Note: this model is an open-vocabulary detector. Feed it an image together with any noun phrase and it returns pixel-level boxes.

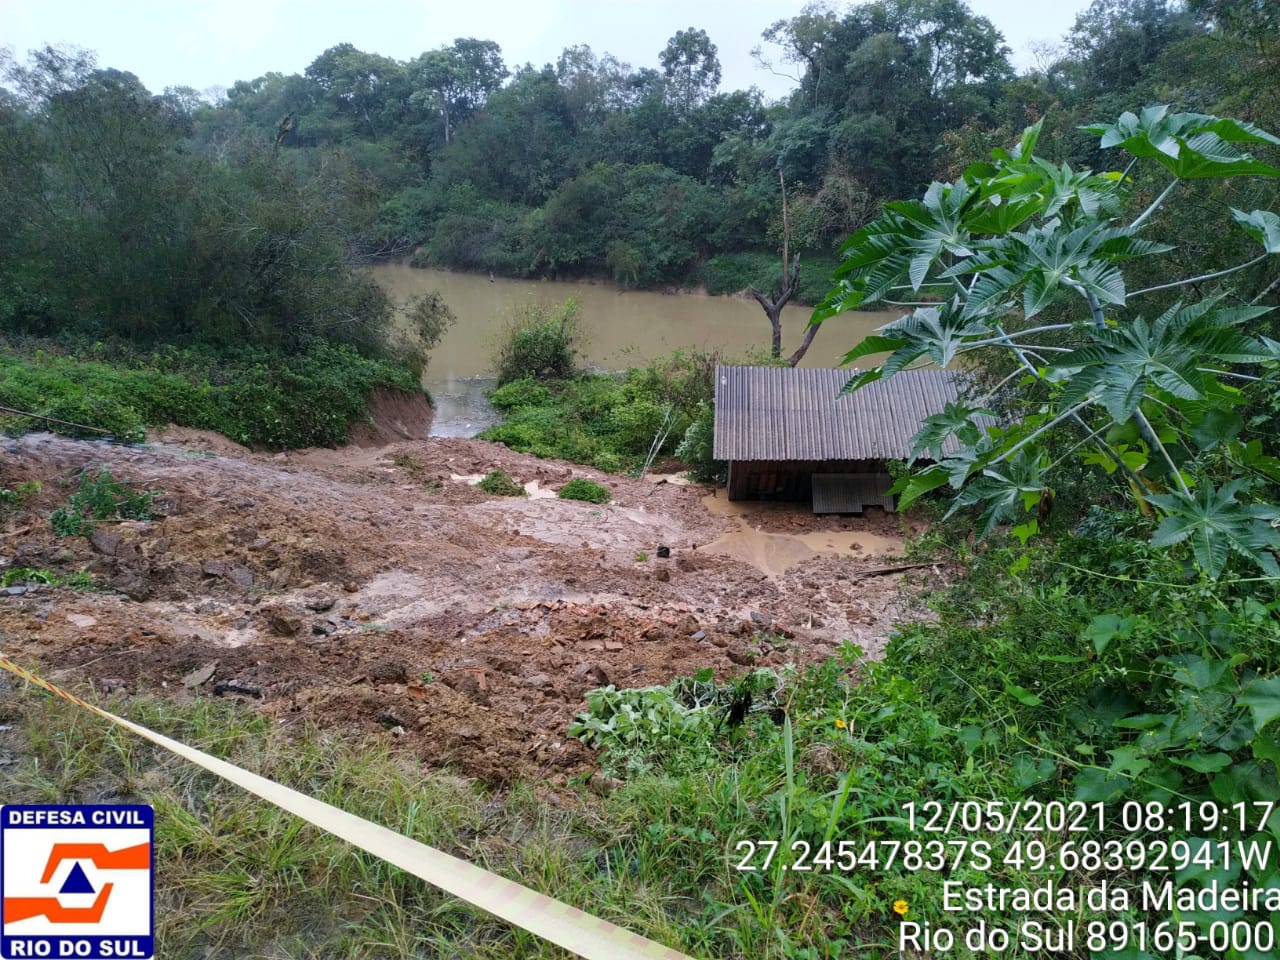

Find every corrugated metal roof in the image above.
[713,365,968,461]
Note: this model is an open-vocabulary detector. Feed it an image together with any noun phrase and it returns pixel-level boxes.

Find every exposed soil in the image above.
[0,430,934,786]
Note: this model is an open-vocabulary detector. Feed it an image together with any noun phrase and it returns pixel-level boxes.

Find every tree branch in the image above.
[1129,254,1269,298]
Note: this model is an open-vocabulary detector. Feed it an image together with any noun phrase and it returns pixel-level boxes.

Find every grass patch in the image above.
[558,478,611,504]
[477,470,526,497]
[0,339,422,448]
[1,566,95,589]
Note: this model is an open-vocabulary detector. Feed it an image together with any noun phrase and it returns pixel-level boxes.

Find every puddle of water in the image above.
[700,493,904,576]
[523,480,557,500]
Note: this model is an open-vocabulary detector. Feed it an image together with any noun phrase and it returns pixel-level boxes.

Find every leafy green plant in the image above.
[558,478,610,503]
[569,669,780,778]
[476,470,525,497]
[634,551,649,563]
[674,402,725,483]
[493,298,581,386]
[0,480,41,514]
[2,567,54,586]
[48,468,156,538]
[817,105,1280,579]
[1,567,95,589]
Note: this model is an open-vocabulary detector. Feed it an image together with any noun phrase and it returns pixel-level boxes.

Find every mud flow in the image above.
[0,429,931,785]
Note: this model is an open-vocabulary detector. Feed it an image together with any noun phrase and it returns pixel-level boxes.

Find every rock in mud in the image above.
[525,673,553,689]
[653,567,670,582]
[367,659,409,685]
[91,530,122,556]
[213,679,262,699]
[304,594,336,612]
[262,605,302,636]
[182,661,218,689]
[111,575,152,602]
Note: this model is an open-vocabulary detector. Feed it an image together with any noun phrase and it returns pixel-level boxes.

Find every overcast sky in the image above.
[0,0,1090,101]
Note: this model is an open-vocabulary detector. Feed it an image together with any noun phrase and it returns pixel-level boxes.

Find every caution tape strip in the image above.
[0,653,695,960]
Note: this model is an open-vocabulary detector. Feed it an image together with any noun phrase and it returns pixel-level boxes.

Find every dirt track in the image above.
[0,427,929,785]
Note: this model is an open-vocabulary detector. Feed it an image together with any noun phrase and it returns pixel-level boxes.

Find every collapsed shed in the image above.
[712,364,971,513]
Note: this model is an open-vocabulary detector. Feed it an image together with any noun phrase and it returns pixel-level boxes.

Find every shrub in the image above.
[477,470,526,497]
[49,468,156,537]
[674,403,725,483]
[558,478,610,503]
[487,379,552,412]
[0,341,422,449]
[493,299,581,386]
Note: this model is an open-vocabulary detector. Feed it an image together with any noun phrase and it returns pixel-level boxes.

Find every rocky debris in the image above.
[262,604,302,636]
[91,530,122,556]
[367,659,409,685]
[213,679,262,699]
[182,661,218,689]
[0,432,924,785]
[304,594,336,612]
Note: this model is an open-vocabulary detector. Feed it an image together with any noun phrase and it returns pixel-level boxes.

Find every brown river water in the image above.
[372,265,900,436]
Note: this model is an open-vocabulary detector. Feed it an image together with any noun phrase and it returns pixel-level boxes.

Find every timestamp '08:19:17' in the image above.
[902,800,1279,834]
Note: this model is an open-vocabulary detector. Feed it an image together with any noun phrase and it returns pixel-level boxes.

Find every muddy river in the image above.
[372,265,900,436]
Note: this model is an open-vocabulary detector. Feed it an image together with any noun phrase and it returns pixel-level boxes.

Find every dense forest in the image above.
[2,0,1277,440]
[5,0,1277,328]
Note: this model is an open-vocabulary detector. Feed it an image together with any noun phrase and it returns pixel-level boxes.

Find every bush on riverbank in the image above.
[0,341,421,448]
[493,299,582,386]
[481,349,718,474]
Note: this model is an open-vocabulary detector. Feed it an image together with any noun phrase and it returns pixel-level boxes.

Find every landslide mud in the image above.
[0,431,930,785]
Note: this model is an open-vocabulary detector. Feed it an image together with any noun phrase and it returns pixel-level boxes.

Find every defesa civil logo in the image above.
[1,805,153,959]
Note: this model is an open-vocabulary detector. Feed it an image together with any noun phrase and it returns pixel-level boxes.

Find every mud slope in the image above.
[0,432,929,784]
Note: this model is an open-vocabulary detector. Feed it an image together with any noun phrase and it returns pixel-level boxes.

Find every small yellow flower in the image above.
[893,899,909,917]
[835,718,847,729]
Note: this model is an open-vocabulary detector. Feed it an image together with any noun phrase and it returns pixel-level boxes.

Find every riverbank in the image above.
[0,339,429,448]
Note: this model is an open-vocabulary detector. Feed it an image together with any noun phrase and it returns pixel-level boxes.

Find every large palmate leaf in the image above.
[1081,106,1280,179]
[817,180,980,321]
[1055,300,1273,421]
[944,449,1048,539]
[1148,480,1280,577]
[874,306,994,369]
[909,400,996,462]
[959,220,1168,320]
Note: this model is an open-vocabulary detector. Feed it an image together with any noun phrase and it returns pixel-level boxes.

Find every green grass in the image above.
[558,478,610,503]
[477,470,526,497]
[0,340,422,448]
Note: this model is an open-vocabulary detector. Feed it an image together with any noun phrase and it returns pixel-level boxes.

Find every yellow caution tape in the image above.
[0,653,696,960]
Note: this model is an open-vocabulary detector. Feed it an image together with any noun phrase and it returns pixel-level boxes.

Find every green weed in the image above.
[477,470,526,497]
[558,478,610,503]
[48,468,156,537]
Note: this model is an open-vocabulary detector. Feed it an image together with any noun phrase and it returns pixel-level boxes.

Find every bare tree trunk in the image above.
[750,170,801,359]
[787,319,820,366]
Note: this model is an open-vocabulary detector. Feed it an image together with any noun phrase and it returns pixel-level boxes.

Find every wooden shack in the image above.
[712,364,970,513]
